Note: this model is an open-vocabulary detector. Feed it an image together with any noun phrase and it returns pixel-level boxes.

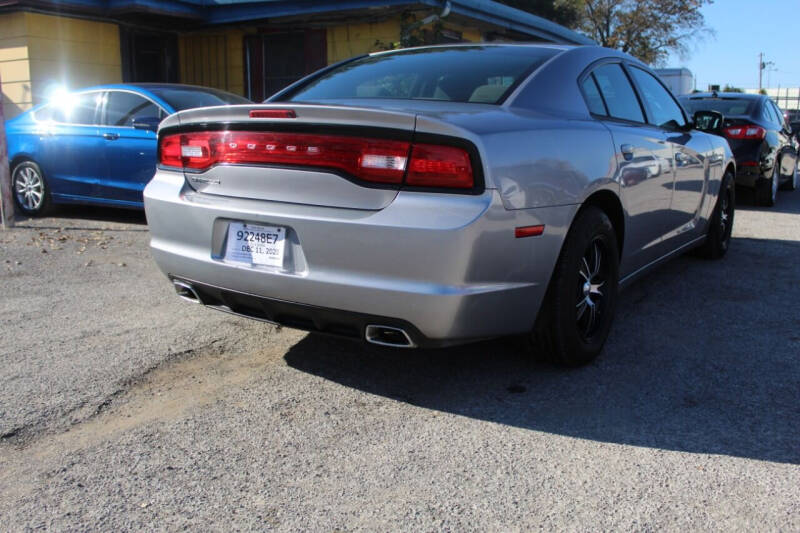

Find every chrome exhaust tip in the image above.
[365,325,416,348]
[172,279,202,304]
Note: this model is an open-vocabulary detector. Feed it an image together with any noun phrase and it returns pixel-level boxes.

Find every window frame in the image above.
[768,100,786,129]
[32,90,105,126]
[625,64,690,131]
[99,89,168,129]
[577,59,648,126]
[578,59,691,131]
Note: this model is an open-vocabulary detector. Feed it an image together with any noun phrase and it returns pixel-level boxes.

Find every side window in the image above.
[103,91,163,127]
[581,74,607,115]
[761,102,776,125]
[50,92,101,125]
[592,63,645,123]
[628,66,687,130]
[769,101,785,127]
[33,104,54,122]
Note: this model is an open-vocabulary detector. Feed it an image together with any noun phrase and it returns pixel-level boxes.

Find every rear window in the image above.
[680,97,756,117]
[284,46,561,105]
[148,87,250,111]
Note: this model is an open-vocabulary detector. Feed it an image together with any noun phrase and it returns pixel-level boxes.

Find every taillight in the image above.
[407,144,473,189]
[723,124,766,140]
[159,131,410,184]
[159,131,475,190]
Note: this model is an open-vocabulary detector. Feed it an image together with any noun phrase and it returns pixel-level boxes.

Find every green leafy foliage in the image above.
[574,0,713,64]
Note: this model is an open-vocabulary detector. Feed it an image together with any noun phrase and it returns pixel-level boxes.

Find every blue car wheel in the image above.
[12,160,50,216]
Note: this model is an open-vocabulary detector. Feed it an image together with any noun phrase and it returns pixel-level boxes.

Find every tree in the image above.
[494,0,583,28]
[722,84,743,93]
[564,0,713,65]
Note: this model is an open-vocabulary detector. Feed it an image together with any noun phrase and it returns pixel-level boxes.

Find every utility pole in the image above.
[0,71,15,229]
[759,52,775,94]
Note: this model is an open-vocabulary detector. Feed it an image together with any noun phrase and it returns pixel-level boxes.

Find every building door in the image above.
[245,30,327,102]
[121,28,179,83]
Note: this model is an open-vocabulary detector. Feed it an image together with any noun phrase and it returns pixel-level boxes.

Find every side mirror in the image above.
[693,110,724,134]
[132,116,161,131]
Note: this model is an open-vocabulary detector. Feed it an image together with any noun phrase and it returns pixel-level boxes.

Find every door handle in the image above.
[103,132,119,140]
[620,144,634,161]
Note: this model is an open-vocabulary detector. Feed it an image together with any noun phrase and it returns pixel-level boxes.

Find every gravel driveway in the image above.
[0,188,798,531]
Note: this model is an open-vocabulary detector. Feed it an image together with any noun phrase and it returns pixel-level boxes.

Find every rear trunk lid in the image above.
[161,104,418,210]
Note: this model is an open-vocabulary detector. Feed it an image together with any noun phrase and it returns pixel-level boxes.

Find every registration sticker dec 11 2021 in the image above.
[224,222,286,267]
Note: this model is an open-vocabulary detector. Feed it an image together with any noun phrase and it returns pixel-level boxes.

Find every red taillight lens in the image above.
[158,134,183,168]
[158,131,475,190]
[406,144,473,189]
[159,131,410,184]
[723,124,766,140]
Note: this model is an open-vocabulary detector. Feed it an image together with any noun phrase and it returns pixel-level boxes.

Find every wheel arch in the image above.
[577,189,625,257]
[9,154,37,172]
[724,162,736,180]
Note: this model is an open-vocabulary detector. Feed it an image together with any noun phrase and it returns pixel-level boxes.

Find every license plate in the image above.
[224,222,286,268]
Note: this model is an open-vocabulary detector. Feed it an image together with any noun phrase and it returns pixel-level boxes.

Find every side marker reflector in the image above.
[515,225,545,238]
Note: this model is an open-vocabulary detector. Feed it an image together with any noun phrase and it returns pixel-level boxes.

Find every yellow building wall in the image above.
[178,28,245,97]
[0,12,32,119]
[25,13,122,99]
[0,12,121,119]
[327,19,402,63]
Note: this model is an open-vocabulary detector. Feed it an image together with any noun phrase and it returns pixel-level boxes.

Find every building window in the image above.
[244,30,327,102]
[120,28,179,84]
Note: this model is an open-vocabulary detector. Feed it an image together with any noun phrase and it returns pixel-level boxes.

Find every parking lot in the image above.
[0,188,798,530]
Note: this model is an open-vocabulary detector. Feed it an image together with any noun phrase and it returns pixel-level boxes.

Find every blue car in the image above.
[5,83,250,215]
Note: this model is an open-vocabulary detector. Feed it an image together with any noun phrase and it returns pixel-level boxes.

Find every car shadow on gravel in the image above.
[735,185,800,214]
[13,204,147,228]
[285,236,800,465]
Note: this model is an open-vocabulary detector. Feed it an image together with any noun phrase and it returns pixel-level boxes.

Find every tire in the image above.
[756,163,779,207]
[779,160,798,191]
[11,160,50,216]
[695,170,735,259]
[532,206,620,366]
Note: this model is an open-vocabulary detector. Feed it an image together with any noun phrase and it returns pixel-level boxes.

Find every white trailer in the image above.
[654,68,693,96]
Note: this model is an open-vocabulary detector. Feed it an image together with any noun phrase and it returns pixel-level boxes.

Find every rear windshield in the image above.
[284,46,561,105]
[680,97,757,117]
[148,87,250,111]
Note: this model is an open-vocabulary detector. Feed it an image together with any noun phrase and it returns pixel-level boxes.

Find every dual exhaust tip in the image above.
[171,279,416,348]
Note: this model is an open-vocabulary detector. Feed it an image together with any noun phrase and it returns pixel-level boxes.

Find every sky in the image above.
[665,0,798,91]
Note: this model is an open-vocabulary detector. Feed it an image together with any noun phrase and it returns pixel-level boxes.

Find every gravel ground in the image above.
[0,187,798,531]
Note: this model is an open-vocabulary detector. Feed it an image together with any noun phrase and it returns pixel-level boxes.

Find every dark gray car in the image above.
[144,44,736,365]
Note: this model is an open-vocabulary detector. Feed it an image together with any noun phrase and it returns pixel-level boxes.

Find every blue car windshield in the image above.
[285,46,562,105]
[148,87,250,111]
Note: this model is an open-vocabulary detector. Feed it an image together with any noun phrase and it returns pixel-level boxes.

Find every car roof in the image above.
[77,83,229,93]
[682,92,762,100]
[368,42,576,57]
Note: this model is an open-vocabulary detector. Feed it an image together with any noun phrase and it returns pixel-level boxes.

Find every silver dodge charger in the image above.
[144,44,735,365]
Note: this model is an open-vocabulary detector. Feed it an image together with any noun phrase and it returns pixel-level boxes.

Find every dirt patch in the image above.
[0,329,304,490]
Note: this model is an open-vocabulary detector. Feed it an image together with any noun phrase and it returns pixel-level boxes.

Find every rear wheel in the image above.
[12,160,50,216]
[756,163,779,206]
[532,206,619,366]
[696,170,734,259]
[780,160,798,191]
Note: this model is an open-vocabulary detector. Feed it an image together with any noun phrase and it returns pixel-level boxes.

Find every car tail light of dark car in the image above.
[159,131,474,190]
[723,124,766,140]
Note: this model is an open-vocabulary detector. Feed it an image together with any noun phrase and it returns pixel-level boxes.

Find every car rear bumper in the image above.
[144,170,576,344]
[733,164,764,188]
